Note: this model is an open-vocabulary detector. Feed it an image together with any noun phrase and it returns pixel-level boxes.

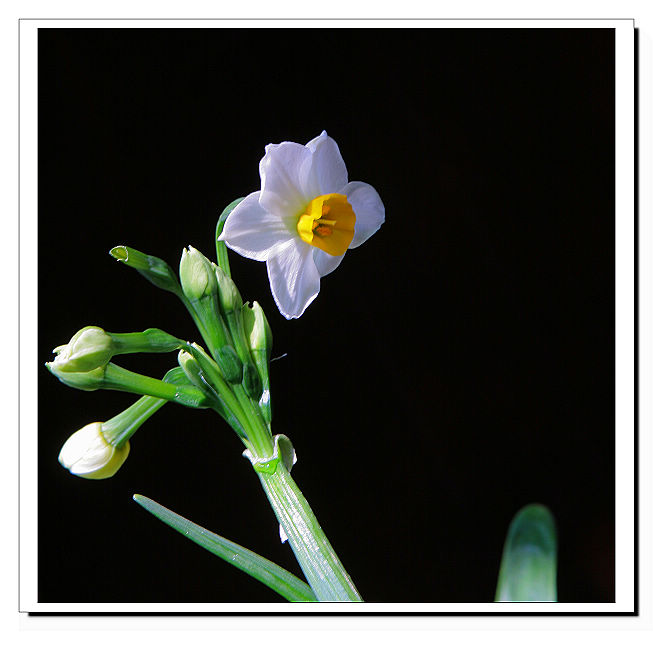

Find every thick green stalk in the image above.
[254,460,362,602]
[179,294,222,356]
[233,384,274,457]
[189,342,273,457]
[184,345,252,428]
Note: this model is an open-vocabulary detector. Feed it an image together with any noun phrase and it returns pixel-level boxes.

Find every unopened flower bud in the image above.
[50,326,114,373]
[110,245,183,297]
[242,301,272,357]
[180,246,217,301]
[46,363,106,391]
[177,348,204,388]
[214,264,243,314]
[242,301,273,422]
[58,422,130,479]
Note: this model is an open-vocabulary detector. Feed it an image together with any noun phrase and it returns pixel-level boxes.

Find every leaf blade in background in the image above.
[495,503,558,602]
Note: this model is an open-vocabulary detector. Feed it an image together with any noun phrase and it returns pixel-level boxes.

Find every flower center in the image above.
[296,193,356,256]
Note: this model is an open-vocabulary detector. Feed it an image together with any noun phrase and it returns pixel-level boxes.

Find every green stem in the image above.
[179,294,219,354]
[102,367,190,446]
[109,329,185,355]
[102,394,168,446]
[188,343,272,457]
[233,384,273,456]
[215,198,245,277]
[255,460,362,602]
[182,295,243,383]
[102,364,207,408]
[224,310,261,400]
[184,345,247,418]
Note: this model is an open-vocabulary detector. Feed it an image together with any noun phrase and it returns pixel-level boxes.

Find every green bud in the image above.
[47,359,210,409]
[177,348,204,388]
[46,362,106,391]
[242,362,262,401]
[242,301,273,422]
[215,345,243,384]
[242,301,273,358]
[50,326,114,373]
[212,269,258,396]
[180,246,218,302]
[214,264,243,314]
[110,245,183,297]
[49,326,186,383]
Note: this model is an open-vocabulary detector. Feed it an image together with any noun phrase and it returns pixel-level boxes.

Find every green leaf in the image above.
[215,198,244,278]
[495,503,558,602]
[133,494,316,603]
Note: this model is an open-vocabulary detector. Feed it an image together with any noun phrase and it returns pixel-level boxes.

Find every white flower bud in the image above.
[50,326,114,373]
[58,422,130,480]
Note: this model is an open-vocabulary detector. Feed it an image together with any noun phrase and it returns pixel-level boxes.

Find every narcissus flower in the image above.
[219,131,385,318]
[58,422,130,479]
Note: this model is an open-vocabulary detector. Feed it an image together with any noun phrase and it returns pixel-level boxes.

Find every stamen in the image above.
[296,193,356,256]
[313,224,333,238]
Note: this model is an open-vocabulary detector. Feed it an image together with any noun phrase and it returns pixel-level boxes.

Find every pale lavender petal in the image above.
[219,191,295,261]
[339,181,385,248]
[266,239,320,319]
[312,248,346,277]
[259,142,313,217]
[303,131,349,198]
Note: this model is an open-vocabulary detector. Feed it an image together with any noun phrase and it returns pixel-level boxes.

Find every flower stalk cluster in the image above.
[177,246,274,457]
[48,233,361,601]
[47,133,376,602]
[48,243,278,468]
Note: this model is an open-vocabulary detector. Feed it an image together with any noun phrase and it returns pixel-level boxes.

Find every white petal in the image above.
[59,423,107,472]
[266,239,320,319]
[259,142,313,217]
[340,181,386,248]
[220,191,295,261]
[304,130,328,150]
[312,248,346,277]
[303,131,349,197]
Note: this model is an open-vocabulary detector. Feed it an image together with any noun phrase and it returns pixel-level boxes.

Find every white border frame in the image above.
[18,18,636,615]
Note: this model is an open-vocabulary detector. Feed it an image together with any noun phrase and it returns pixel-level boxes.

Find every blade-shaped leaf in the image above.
[133,494,316,602]
[495,503,557,602]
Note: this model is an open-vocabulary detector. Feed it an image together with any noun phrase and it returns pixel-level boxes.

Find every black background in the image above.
[38,27,615,604]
